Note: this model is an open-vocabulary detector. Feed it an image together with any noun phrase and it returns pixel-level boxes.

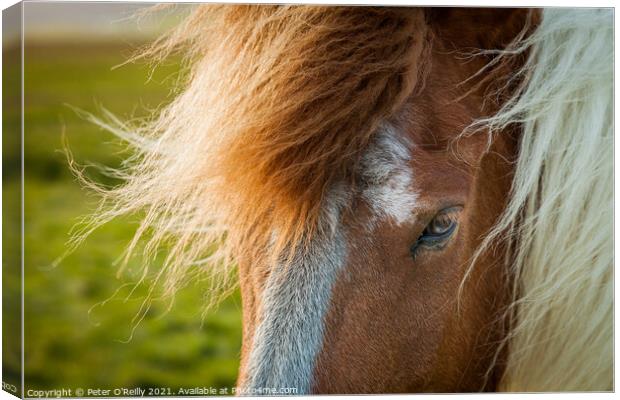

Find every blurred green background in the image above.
[5,3,242,395]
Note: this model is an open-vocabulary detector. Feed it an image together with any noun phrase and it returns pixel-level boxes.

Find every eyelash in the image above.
[410,208,460,258]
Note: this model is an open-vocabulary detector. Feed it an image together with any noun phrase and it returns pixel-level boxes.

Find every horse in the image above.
[81,6,613,393]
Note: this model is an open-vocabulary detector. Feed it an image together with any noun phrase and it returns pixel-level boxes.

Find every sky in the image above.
[4,2,192,42]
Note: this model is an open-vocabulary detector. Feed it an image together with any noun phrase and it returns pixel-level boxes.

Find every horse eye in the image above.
[425,214,454,236]
[410,207,461,257]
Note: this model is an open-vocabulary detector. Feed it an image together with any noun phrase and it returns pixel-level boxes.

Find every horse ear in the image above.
[426,8,536,51]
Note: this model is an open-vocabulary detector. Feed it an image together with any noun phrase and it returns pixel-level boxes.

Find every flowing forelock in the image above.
[77,5,431,303]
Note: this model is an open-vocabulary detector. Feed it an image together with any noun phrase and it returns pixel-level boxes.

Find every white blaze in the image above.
[241,125,416,394]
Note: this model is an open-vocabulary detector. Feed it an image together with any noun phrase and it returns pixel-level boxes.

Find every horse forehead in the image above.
[359,124,420,226]
[241,125,419,393]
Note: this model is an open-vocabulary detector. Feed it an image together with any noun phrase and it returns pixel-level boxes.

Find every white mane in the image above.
[474,9,613,391]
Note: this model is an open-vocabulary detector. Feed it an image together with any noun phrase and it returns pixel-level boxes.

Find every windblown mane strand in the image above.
[79,6,430,304]
[466,9,612,391]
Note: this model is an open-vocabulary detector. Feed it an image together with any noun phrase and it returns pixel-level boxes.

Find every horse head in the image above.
[83,6,612,393]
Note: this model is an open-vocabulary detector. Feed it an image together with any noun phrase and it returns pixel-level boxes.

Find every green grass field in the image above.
[9,41,242,393]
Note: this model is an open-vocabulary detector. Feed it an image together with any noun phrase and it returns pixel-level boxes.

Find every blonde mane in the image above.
[471,9,613,391]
